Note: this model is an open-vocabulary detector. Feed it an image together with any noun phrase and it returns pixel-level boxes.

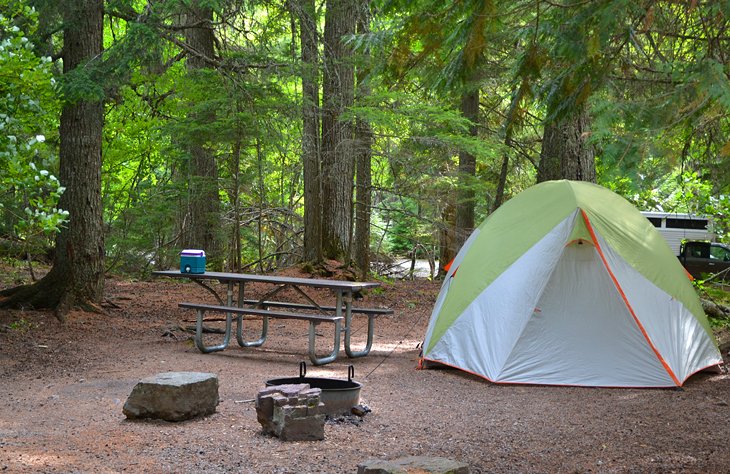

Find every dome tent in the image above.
[421,180,722,387]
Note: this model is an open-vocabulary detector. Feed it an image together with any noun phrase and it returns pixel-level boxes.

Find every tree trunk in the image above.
[353,1,373,280]
[0,0,105,318]
[454,89,479,250]
[291,0,323,265]
[230,140,242,272]
[537,105,596,183]
[179,2,223,268]
[353,121,372,278]
[321,0,356,261]
[438,202,456,277]
[491,153,509,213]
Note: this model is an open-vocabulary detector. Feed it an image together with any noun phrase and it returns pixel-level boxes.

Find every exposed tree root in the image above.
[0,269,103,322]
[299,261,334,278]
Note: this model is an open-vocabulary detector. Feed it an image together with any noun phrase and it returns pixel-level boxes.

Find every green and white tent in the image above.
[422,180,722,387]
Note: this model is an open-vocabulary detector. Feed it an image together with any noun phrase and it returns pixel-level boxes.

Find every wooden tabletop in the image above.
[152,270,380,292]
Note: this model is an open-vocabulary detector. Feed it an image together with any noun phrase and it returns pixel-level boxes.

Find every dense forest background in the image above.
[1,0,729,314]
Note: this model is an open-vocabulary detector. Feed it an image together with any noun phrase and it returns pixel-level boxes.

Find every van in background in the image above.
[640,211,714,256]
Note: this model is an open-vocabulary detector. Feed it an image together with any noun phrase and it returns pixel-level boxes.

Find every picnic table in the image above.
[152,270,392,365]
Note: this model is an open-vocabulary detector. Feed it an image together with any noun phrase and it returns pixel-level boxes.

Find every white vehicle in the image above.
[640,211,714,256]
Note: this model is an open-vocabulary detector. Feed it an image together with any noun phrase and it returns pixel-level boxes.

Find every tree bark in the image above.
[0,0,105,317]
[353,1,373,279]
[179,1,223,268]
[230,140,242,272]
[438,202,456,277]
[491,153,509,213]
[537,105,596,183]
[321,0,356,261]
[454,89,479,250]
[291,0,323,265]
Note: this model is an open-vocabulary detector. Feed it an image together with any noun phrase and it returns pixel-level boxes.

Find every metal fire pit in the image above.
[266,362,362,416]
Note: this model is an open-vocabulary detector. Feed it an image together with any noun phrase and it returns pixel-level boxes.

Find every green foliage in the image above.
[350,88,508,257]
[702,284,730,307]
[695,281,730,330]
[7,317,35,332]
[98,1,306,273]
[378,0,500,94]
[589,2,730,199]
[5,0,726,279]
[381,196,431,256]
[0,0,65,256]
[601,167,730,241]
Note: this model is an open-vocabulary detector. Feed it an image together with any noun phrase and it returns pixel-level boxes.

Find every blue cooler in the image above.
[180,249,206,274]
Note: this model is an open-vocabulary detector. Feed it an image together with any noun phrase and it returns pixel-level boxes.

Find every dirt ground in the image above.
[1,266,730,474]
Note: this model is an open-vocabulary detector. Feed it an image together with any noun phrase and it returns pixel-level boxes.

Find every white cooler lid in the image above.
[180,249,206,257]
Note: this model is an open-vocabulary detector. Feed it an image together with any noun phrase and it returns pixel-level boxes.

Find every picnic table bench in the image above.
[153,270,392,365]
[178,302,345,365]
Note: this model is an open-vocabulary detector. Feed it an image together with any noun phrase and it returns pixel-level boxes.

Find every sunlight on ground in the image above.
[369,339,422,353]
[6,450,76,471]
[708,373,730,383]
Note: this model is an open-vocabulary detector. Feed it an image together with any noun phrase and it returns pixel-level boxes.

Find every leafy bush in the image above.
[0,1,65,259]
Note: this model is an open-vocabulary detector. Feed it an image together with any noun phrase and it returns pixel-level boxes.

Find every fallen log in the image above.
[701,298,730,320]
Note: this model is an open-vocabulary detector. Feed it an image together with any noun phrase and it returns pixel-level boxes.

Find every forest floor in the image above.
[1,262,730,473]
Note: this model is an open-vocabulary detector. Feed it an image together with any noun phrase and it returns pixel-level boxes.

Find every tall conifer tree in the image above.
[1,0,105,318]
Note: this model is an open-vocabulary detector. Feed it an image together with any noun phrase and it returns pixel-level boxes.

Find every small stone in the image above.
[351,404,371,417]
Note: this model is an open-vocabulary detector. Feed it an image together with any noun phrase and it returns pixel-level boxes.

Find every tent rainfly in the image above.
[421,180,723,387]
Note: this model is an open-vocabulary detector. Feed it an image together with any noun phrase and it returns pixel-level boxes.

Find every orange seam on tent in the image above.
[682,361,724,386]
[420,358,496,383]
[683,267,694,281]
[580,209,681,387]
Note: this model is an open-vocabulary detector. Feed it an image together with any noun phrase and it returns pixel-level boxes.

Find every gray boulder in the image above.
[123,372,219,422]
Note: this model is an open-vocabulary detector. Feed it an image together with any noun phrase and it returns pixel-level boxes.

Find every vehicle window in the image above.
[710,246,730,261]
[646,217,662,228]
[687,244,710,259]
[666,218,708,230]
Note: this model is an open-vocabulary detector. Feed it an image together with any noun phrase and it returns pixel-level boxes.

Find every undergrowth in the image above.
[696,280,730,329]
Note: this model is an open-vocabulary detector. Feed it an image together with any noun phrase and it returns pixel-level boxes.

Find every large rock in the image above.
[357,456,470,474]
[256,384,325,441]
[123,372,219,422]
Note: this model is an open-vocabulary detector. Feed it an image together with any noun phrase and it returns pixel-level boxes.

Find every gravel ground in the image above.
[1,270,730,473]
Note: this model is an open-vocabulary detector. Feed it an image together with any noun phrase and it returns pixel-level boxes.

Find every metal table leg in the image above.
[308,319,342,366]
[234,280,268,347]
[194,308,232,353]
[343,291,375,358]
[236,316,268,347]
